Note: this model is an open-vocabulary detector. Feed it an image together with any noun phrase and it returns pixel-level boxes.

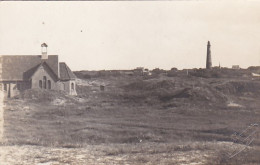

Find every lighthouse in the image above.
[206,41,212,69]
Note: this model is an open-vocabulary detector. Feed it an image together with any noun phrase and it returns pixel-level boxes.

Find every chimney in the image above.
[41,43,48,60]
[206,41,212,69]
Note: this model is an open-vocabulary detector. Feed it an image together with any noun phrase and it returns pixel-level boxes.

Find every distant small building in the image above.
[0,43,77,98]
[100,85,105,91]
[248,66,260,74]
[232,65,240,69]
[133,67,144,76]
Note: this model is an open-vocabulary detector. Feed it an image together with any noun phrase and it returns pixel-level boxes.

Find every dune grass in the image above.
[2,75,260,164]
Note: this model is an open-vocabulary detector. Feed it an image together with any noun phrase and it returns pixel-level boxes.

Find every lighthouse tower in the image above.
[206,41,212,69]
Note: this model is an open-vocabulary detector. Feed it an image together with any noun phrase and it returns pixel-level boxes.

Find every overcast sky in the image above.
[0,1,260,71]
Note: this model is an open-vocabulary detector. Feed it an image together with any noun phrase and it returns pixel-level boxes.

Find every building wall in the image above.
[0,79,77,98]
[69,80,77,95]
[31,65,58,90]
[9,83,19,97]
[0,65,77,97]
[0,81,30,98]
[58,80,77,95]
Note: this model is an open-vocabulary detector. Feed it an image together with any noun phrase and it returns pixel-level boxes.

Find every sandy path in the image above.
[0,144,211,165]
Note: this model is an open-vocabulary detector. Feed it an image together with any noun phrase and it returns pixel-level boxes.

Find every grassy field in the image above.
[2,73,260,164]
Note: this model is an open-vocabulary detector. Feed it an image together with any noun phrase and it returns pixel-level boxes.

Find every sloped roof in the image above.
[23,63,41,80]
[59,62,77,81]
[23,62,59,81]
[0,55,59,81]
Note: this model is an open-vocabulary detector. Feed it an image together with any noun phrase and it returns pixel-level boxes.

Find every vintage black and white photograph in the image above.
[0,1,260,164]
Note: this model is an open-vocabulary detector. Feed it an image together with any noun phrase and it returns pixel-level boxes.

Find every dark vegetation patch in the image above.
[188,68,252,78]
[121,78,228,108]
[215,81,260,95]
[18,89,69,102]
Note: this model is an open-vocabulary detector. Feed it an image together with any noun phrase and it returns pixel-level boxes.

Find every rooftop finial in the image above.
[41,43,48,47]
[41,43,48,60]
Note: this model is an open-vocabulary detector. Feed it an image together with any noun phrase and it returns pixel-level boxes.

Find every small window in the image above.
[71,83,74,90]
[48,80,51,89]
[39,80,42,88]
[43,76,47,89]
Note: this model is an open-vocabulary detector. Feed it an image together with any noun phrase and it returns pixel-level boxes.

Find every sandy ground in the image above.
[0,91,211,165]
[0,90,5,163]
[0,141,253,165]
[1,76,260,164]
[0,144,212,165]
[0,91,4,140]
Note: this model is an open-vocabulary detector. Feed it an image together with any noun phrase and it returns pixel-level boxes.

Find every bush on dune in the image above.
[19,89,69,102]
[122,80,228,106]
